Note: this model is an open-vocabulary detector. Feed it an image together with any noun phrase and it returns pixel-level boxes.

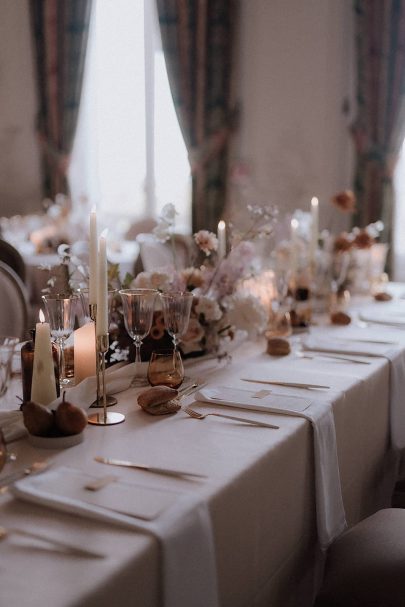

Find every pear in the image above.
[55,392,87,436]
[21,400,55,437]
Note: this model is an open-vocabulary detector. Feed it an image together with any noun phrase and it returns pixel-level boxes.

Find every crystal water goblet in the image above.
[119,288,158,385]
[160,292,193,350]
[42,294,78,387]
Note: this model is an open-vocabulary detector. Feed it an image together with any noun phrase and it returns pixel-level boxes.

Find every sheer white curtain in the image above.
[68,0,191,238]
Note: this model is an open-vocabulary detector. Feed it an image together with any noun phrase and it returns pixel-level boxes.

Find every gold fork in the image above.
[183,406,279,429]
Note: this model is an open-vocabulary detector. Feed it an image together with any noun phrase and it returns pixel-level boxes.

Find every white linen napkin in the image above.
[302,336,390,357]
[11,466,219,607]
[0,410,27,443]
[195,385,347,550]
[50,362,138,411]
[303,337,405,450]
[359,310,405,327]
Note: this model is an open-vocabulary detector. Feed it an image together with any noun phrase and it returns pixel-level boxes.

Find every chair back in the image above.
[0,239,26,283]
[136,233,190,272]
[0,261,29,340]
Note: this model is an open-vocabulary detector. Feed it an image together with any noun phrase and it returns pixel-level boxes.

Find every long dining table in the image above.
[1,289,405,607]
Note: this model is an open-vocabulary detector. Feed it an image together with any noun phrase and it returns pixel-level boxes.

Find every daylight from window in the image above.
[68,0,191,235]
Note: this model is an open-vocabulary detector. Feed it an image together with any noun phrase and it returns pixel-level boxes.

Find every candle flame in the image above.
[100,228,108,239]
[311,197,319,208]
[39,309,45,323]
[218,220,226,230]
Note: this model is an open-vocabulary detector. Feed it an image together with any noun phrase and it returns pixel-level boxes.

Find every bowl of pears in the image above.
[20,392,88,449]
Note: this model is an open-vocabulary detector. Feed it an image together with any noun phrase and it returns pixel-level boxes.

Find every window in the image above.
[68,0,191,236]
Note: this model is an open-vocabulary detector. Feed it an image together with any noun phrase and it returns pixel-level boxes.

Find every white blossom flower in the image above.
[195,296,222,322]
[180,317,205,354]
[132,271,171,291]
[194,230,218,255]
[224,292,267,337]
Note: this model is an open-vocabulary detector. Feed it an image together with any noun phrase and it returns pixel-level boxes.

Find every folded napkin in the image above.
[303,337,405,450]
[0,410,27,443]
[195,385,346,550]
[50,362,137,411]
[302,336,390,358]
[359,311,405,327]
[11,466,219,607]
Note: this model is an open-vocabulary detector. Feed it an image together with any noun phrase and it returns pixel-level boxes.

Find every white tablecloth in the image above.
[0,293,404,607]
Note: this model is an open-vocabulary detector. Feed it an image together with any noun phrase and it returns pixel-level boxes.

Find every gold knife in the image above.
[241,378,330,389]
[95,456,207,479]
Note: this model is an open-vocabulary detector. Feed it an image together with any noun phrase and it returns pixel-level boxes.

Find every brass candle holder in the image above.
[88,303,117,408]
[88,333,125,426]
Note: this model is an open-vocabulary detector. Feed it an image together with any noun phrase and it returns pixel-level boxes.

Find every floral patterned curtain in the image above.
[157,0,237,233]
[352,0,405,244]
[30,0,92,198]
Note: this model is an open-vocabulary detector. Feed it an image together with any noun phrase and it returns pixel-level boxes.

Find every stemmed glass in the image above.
[267,267,292,338]
[160,292,193,350]
[119,288,158,385]
[42,294,78,387]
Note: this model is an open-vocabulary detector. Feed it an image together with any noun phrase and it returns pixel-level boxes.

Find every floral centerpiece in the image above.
[43,202,278,363]
[317,191,386,296]
[111,203,278,360]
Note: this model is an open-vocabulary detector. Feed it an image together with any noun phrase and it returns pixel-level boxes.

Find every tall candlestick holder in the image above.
[88,303,117,408]
[88,333,125,426]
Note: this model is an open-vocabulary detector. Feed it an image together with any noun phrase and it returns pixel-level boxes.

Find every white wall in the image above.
[230,0,355,233]
[0,0,355,228]
[0,0,41,216]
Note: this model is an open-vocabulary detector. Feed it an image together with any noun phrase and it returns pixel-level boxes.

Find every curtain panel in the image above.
[30,0,92,199]
[157,0,237,233]
[352,0,405,244]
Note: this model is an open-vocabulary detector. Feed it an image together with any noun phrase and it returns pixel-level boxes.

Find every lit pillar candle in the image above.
[310,196,319,263]
[74,322,97,383]
[89,208,98,305]
[96,229,108,336]
[31,310,57,406]
[217,220,226,260]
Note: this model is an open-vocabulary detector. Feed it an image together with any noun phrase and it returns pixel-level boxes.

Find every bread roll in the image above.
[266,337,291,356]
[374,292,392,302]
[137,386,180,415]
[330,311,351,325]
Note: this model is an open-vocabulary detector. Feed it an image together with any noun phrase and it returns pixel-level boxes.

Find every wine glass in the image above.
[160,292,193,350]
[119,288,158,385]
[77,287,118,325]
[42,294,78,387]
[147,349,185,389]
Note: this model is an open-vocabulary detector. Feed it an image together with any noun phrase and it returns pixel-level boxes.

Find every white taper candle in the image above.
[89,208,98,305]
[96,229,108,336]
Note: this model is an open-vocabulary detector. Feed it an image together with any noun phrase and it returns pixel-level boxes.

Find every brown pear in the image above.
[21,401,55,437]
[55,393,88,436]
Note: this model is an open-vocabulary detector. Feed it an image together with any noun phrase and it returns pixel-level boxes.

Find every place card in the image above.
[195,386,311,414]
[12,467,178,523]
